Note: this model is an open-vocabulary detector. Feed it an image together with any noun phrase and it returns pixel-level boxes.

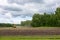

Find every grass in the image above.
[0,27,59,30]
[0,35,60,40]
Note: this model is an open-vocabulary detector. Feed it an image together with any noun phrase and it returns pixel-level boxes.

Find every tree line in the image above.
[20,7,60,27]
[0,23,13,27]
[20,20,31,27]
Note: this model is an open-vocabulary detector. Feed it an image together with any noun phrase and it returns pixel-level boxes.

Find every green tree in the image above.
[55,7,60,20]
[31,14,41,27]
[0,23,13,27]
[55,7,60,26]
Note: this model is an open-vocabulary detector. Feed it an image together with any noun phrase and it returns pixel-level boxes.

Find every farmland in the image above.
[0,27,60,35]
[0,27,60,40]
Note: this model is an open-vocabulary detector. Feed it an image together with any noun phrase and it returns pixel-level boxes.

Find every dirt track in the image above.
[0,27,60,35]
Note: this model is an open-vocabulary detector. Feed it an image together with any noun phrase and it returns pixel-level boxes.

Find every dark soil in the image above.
[0,27,60,36]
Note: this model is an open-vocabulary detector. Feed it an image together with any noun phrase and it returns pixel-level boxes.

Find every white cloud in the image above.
[0,0,8,6]
[44,0,56,4]
[0,0,60,24]
[24,3,39,12]
[4,12,12,18]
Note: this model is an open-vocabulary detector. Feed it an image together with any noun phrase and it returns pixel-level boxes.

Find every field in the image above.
[0,27,60,35]
[0,35,60,40]
[0,27,60,40]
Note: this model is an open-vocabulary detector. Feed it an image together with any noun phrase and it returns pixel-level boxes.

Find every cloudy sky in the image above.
[0,0,60,24]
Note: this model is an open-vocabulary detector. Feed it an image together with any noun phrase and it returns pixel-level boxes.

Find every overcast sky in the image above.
[0,0,60,24]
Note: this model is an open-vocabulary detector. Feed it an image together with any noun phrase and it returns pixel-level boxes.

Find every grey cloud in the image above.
[10,11,33,18]
[0,5,33,18]
[0,5,22,11]
[0,0,60,24]
[39,8,55,13]
[8,0,44,4]
[0,0,60,19]
[0,11,7,15]
[46,4,56,7]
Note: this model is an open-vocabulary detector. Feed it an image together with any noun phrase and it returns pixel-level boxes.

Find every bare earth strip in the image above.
[0,27,60,36]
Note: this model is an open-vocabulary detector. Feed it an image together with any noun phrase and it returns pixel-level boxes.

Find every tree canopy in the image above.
[31,7,60,27]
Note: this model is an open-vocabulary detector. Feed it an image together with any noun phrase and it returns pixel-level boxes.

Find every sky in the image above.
[0,0,60,24]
